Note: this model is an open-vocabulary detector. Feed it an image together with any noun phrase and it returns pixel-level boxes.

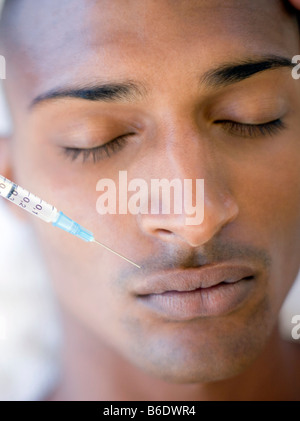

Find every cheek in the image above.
[29,213,135,347]
[10,133,141,339]
[245,155,300,248]
[227,131,300,245]
[232,141,300,306]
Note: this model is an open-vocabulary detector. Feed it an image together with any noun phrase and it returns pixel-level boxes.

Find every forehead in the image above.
[4,0,298,104]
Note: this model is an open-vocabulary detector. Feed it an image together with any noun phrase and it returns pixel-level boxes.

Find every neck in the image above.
[48,310,299,401]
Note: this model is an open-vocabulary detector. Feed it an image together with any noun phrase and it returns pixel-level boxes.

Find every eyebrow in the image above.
[30,55,293,108]
[30,80,147,108]
[201,55,293,87]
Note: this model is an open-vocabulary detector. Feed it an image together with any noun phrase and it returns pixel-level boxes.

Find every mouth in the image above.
[134,263,257,320]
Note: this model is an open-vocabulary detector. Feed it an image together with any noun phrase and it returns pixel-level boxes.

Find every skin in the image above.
[0,0,300,400]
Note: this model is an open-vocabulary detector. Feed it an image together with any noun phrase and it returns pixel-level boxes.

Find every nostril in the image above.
[158,229,173,234]
[156,228,173,237]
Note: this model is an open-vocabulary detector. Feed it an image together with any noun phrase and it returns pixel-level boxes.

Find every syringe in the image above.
[0,174,140,268]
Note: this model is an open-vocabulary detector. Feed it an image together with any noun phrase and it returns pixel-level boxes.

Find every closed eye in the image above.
[63,118,286,163]
[215,118,286,138]
[63,133,134,163]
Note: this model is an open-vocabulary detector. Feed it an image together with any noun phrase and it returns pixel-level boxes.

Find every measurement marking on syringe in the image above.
[6,183,17,199]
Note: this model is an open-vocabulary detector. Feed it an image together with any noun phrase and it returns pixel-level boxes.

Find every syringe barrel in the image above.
[0,175,59,223]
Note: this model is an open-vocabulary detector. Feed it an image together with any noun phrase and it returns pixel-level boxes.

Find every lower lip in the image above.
[137,277,255,320]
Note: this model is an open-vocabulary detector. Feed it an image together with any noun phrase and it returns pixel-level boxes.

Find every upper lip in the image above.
[134,263,256,296]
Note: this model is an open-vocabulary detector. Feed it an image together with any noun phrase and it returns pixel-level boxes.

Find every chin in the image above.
[123,306,275,384]
[135,349,259,384]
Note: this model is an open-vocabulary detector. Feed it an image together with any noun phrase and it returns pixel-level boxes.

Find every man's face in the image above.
[3,0,300,382]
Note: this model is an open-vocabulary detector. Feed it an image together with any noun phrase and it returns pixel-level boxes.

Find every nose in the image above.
[138,125,239,248]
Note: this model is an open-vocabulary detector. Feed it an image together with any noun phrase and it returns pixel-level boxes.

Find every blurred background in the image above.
[0,0,61,399]
[0,0,299,401]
